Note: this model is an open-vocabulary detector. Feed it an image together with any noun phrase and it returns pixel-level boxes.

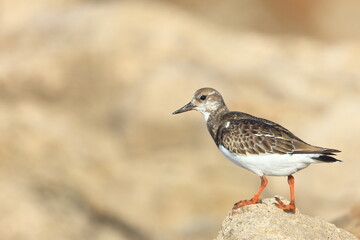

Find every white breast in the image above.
[218,145,320,176]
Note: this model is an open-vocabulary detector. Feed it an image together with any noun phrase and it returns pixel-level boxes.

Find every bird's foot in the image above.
[274,197,296,212]
[231,198,261,214]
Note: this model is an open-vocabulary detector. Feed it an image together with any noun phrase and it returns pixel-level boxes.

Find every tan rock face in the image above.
[216,198,358,240]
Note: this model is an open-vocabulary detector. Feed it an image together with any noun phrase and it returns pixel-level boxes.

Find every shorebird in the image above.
[173,88,340,212]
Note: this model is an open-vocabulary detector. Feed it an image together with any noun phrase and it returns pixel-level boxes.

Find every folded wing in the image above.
[216,118,340,162]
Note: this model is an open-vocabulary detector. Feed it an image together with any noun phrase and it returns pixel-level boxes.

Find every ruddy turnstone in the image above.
[173,87,341,212]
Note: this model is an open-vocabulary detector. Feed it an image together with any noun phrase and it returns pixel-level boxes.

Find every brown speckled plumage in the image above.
[213,113,340,157]
[201,96,340,159]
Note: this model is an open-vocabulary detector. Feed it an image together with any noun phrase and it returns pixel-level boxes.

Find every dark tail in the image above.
[293,146,342,162]
[312,155,342,162]
[311,148,342,162]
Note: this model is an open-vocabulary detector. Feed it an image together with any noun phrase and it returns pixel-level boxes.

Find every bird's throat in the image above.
[206,106,229,141]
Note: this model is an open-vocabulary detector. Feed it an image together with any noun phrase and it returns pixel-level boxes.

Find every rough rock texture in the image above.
[216,198,358,240]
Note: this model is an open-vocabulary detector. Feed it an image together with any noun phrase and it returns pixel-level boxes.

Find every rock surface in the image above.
[216,197,358,240]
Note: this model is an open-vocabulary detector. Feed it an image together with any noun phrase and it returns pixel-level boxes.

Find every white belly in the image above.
[219,145,320,176]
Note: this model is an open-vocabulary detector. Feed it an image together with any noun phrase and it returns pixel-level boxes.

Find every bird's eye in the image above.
[200,95,206,100]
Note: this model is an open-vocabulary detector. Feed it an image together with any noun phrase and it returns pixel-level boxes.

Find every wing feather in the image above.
[215,112,340,159]
[217,119,301,155]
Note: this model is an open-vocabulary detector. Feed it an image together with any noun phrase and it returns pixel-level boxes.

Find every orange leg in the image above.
[233,176,268,210]
[275,175,296,212]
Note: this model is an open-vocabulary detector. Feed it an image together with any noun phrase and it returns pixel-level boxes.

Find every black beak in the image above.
[172,102,195,114]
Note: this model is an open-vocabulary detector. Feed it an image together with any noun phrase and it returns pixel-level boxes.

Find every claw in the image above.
[233,199,256,209]
[231,198,262,215]
[275,197,296,212]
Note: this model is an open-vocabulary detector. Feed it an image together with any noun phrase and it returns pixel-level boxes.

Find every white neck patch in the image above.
[202,112,210,122]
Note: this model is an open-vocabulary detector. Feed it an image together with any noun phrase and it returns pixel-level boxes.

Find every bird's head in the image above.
[172,88,226,120]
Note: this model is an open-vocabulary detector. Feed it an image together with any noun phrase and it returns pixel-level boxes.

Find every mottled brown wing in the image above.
[216,119,298,155]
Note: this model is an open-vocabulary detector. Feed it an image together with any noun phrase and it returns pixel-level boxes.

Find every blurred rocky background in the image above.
[0,0,359,239]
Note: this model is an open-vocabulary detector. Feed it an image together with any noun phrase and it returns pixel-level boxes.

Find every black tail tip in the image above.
[312,155,342,163]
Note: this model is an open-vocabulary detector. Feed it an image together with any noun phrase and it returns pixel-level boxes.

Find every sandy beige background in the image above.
[0,0,359,239]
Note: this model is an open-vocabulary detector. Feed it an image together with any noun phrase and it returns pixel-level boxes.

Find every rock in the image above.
[215,197,358,240]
